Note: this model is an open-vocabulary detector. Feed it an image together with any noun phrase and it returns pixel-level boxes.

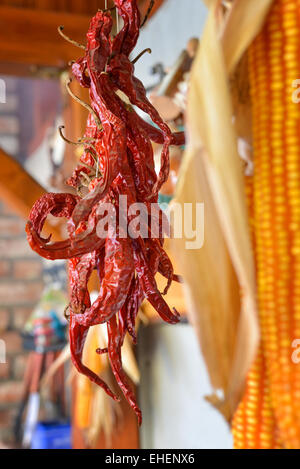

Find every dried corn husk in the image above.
[170,0,273,419]
[87,370,122,448]
[74,325,107,430]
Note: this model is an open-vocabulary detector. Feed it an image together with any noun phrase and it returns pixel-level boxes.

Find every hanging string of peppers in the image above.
[25,0,185,425]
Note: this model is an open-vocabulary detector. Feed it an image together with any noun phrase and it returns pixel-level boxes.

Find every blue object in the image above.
[158,193,173,207]
[178,125,186,150]
[31,422,71,450]
[49,311,66,340]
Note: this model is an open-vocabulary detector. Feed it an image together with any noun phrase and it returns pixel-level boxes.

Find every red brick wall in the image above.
[0,200,43,445]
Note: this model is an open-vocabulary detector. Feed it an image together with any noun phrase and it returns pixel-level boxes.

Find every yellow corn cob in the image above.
[232,349,281,449]
[233,165,281,449]
[248,0,300,448]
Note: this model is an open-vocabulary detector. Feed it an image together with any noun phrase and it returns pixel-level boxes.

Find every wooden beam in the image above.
[0,6,91,72]
[0,148,62,239]
[0,2,165,76]
[3,0,104,16]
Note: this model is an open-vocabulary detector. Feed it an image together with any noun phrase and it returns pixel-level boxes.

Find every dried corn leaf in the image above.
[172,149,241,398]
[171,0,273,418]
[87,370,122,448]
[221,0,273,73]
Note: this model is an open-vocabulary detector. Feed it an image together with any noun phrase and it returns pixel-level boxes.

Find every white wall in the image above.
[139,323,233,449]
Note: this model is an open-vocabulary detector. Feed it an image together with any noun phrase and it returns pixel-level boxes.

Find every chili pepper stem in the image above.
[77,186,85,198]
[64,304,70,322]
[59,126,100,176]
[58,125,83,147]
[116,8,120,34]
[58,26,86,50]
[132,48,152,65]
[78,138,98,155]
[66,79,102,131]
[141,0,155,28]
[102,6,116,14]
[80,172,92,185]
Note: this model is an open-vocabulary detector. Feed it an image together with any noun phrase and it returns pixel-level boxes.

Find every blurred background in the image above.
[0,0,232,449]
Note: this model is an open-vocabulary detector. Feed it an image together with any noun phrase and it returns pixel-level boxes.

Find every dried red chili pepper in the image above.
[68,258,119,401]
[72,236,134,327]
[107,315,142,425]
[26,0,185,425]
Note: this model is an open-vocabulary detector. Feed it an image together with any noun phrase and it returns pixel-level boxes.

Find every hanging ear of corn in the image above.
[232,172,282,449]
[232,348,282,449]
[247,0,300,448]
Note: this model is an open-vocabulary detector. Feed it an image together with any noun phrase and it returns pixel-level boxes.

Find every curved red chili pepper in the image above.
[29,192,78,239]
[69,252,97,315]
[133,239,180,325]
[26,221,105,260]
[132,112,185,146]
[112,0,140,56]
[109,54,172,195]
[150,239,174,295]
[69,316,119,401]
[72,57,90,88]
[86,11,112,73]
[68,258,119,402]
[107,315,142,425]
[72,236,134,327]
[126,112,157,201]
[70,83,126,231]
[122,275,145,344]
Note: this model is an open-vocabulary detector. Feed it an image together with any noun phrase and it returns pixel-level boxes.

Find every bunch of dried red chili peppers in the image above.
[26,0,185,424]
